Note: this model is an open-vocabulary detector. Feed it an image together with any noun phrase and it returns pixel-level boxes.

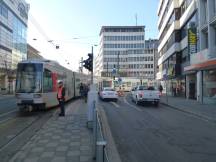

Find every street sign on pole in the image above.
[118,77,122,84]
[112,68,116,75]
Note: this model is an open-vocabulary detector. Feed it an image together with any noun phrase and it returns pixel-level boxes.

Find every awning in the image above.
[184,58,216,72]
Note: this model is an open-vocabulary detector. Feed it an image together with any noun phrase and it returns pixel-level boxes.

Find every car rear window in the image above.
[104,88,114,91]
[138,86,148,90]
[147,86,155,90]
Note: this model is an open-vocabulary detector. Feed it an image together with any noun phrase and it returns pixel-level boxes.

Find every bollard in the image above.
[93,101,97,159]
[96,141,107,162]
[87,84,98,128]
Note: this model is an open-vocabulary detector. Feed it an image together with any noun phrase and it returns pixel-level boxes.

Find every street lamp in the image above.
[91,45,98,84]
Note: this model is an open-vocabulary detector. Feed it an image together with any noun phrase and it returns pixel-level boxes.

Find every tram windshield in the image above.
[16,63,43,93]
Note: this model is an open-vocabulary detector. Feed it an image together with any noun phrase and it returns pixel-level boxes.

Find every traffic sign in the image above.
[112,68,116,74]
[118,77,122,83]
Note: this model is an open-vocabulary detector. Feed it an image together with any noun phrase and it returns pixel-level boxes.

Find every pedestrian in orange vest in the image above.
[57,80,65,116]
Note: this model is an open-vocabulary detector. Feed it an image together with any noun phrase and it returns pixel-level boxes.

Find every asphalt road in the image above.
[99,93,216,162]
[0,96,17,113]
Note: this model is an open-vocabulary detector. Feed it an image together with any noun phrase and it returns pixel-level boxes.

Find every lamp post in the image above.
[91,45,97,84]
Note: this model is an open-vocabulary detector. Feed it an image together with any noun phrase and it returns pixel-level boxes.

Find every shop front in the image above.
[164,64,186,97]
[184,58,216,104]
[203,69,216,104]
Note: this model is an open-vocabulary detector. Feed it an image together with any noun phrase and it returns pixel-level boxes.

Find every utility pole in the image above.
[91,46,93,84]
[117,51,120,77]
[107,62,108,77]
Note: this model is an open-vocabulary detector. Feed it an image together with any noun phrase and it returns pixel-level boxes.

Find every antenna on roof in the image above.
[135,13,138,26]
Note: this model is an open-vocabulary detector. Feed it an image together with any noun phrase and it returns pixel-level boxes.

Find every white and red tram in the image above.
[15,59,89,111]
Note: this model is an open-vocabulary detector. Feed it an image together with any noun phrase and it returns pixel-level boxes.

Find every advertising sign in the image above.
[188,28,197,55]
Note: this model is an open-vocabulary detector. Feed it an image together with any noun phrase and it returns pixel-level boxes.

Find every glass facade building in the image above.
[0,0,29,93]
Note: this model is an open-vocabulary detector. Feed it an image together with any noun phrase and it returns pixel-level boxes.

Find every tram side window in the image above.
[43,69,53,92]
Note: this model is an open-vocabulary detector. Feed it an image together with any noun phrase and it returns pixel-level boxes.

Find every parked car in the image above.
[99,87,118,102]
[131,85,160,106]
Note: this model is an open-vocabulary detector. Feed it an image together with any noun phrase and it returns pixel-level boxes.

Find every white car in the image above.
[99,87,118,102]
[131,85,160,106]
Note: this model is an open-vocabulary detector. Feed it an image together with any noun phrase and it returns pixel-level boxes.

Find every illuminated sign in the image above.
[188,28,197,55]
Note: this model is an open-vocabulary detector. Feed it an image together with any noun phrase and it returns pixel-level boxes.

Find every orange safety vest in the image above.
[57,87,63,99]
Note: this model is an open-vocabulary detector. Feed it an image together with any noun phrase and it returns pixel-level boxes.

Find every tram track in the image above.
[0,99,76,162]
[0,108,57,162]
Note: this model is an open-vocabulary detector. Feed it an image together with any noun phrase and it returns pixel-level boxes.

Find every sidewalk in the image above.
[9,99,93,162]
[160,95,216,123]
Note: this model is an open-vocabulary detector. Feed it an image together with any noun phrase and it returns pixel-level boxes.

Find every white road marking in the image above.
[110,102,120,108]
[123,97,142,112]
[0,109,18,118]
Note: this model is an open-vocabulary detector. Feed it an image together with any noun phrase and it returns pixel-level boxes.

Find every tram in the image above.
[15,59,89,111]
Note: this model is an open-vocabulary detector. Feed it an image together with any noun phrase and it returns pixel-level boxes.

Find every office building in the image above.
[95,26,157,81]
[0,0,29,94]
[184,0,216,104]
[157,0,198,98]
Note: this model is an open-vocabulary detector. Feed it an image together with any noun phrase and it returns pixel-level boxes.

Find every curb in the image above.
[98,105,122,162]
[161,102,216,123]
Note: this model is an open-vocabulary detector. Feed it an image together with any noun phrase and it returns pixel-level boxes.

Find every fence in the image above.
[92,100,109,162]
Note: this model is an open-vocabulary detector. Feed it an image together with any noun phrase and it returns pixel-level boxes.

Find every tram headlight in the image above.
[33,94,42,98]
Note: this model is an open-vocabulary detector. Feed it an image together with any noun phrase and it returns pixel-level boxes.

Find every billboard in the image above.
[188,28,197,55]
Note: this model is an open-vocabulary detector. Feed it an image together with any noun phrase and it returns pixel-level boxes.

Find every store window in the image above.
[203,70,216,104]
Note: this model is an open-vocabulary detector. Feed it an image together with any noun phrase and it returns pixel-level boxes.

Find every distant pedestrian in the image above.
[57,80,65,116]
[159,84,163,95]
[79,83,84,98]
[83,84,89,103]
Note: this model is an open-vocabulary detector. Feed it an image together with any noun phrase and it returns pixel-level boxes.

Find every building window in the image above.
[203,31,208,49]
[0,3,8,19]
[203,70,216,104]
[204,0,208,24]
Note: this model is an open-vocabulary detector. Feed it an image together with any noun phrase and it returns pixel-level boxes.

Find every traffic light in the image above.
[83,53,93,72]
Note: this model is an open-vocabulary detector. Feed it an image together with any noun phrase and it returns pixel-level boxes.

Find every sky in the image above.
[26,0,159,71]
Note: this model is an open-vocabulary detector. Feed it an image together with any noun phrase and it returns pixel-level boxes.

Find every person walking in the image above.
[57,80,65,116]
[79,83,84,98]
[159,84,163,95]
[83,84,89,103]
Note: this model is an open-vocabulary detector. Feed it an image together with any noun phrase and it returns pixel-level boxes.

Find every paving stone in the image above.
[56,146,69,152]
[80,156,92,162]
[13,158,25,162]
[55,151,67,156]
[46,142,58,147]
[45,146,57,152]
[67,150,80,156]
[31,147,44,153]
[70,142,80,146]
[52,157,66,162]
[39,157,53,162]
[41,151,55,158]
[60,139,70,143]
[24,157,39,162]
[9,101,94,162]
[80,146,91,151]
[81,150,92,156]
[26,152,43,158]
[66,156,80,162]
[69,145,80,151]
[52,136,61,140]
